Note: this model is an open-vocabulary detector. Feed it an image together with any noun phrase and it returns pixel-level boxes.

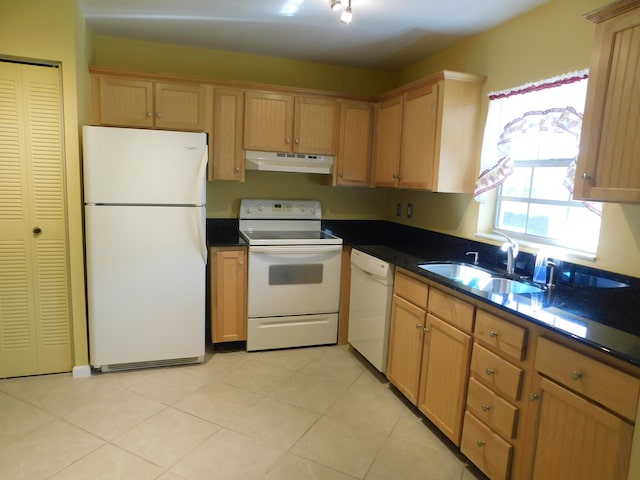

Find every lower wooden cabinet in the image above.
[209,247,247,343]
[529,374,634,480]
[461,411,513,480]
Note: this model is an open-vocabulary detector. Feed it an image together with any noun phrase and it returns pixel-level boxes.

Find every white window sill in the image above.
[474,232,597,262]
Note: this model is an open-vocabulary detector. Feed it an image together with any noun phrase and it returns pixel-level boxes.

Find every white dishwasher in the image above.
[348,249,395,373]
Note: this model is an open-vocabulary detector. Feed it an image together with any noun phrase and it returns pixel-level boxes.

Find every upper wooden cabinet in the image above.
[373,72,485,192]
[211,87,245,181]
[92,76,207,132]
[334,100,375,186]
[244,91,339,155]
[574,1,640,203]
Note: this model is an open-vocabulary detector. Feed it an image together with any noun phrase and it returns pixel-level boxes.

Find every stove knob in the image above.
[257,204,264,212]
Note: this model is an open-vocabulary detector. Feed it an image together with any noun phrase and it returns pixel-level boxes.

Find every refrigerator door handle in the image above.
[193,145,209,206]
[197,207,207,264]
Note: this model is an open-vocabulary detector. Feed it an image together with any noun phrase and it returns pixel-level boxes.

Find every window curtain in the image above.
[474,71,589,203]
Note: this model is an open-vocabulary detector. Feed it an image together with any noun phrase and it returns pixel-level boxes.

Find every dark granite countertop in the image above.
[206,218,640,367]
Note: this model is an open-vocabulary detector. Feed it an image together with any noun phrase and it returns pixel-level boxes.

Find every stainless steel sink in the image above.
[418,262,544,294]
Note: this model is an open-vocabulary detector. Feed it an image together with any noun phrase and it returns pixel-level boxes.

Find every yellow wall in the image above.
[93,35,396,96]
[389,0,640,277]
[1,0,90,367]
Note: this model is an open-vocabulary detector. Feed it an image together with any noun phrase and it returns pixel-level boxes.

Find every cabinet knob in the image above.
[238,260,244,267]
[234,167,241,173]
[581,173,592,181]
[415,323,423,329]
[295,138,300,144]
[423,327,430,333]
[485,368,495,376]
[570,371,583,380]
[339,172,344,178]
[156,112,163,118]
[476,440,486,447]
[146,112,152,117]
[33,226,42,235]
[489,330,499,338]
[528,393,539,401]
[286,138,291,144]
[481,404,490,412]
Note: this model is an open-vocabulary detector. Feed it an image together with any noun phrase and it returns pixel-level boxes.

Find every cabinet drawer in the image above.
[466,378,518,440]
[475,310,527,361]
[461,412,512,480]
[394,272,428,308]
[428,288,474,333]
[471,344,523,401]
[535,337,640,421]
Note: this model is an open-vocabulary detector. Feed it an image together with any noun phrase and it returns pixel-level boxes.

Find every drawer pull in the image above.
[423,327,430,333]
[570,371,583,380]
[489,330,499,338]
[528,393,539,401]
[485,368,495,376]
[415,323,423,329]
[482,404,491,412]
[477,440,486,447]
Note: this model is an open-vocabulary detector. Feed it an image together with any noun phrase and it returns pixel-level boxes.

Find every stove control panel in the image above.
[240,199,321,220]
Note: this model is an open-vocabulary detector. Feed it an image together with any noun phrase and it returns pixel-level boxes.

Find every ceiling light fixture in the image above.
[340,1,353,25]
[330,0,353,25]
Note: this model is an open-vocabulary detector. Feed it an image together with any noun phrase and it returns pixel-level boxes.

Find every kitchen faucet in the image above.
[495,232,518,275]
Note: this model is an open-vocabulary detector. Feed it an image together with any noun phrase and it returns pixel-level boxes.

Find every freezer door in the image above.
[85,205,206,368]
[82,126,207,205]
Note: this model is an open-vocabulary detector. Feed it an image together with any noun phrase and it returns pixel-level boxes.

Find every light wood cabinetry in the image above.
[525,337,640,480]
[243,91,339,155]
[574,1,640,203]
[373,72,485,192]
[461,309,529,480]
[387,273,474,446]
[93,76,207,131]
[211,87,245,181]
[209,247,247,343]
[334,100,374,186]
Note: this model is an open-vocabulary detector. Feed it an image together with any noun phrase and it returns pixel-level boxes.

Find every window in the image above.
[475,72,602,254]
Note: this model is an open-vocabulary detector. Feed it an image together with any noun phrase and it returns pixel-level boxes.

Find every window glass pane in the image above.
[497,201,527,233]
[531,167,571,200]
[501,168,532,198]
[564,207,602,253]
[528,203,567,239]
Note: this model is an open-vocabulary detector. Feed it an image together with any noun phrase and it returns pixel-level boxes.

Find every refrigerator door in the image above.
[85,204,206,368]
[82,126,207,206]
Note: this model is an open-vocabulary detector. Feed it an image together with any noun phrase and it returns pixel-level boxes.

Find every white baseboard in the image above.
[72,365,92,377]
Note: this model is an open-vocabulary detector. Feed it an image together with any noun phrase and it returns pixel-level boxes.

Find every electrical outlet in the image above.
[407,203,414,218]
[396,203,402,216]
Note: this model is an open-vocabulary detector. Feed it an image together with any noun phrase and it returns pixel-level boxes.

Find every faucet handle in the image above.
[465,251,479,265]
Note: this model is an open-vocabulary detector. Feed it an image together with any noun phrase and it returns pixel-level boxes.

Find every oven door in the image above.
[247,245,342,317]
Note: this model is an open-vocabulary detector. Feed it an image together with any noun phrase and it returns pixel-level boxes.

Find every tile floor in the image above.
[0,344,488,479]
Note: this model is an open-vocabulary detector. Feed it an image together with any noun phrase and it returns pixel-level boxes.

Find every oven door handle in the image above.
[249,245,343,255]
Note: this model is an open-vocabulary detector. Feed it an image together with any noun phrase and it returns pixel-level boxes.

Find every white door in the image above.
[82,126,207,205]
[85,205,205,368]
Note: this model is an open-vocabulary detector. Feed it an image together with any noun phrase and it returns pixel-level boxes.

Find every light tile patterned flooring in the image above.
[0,344,488,479]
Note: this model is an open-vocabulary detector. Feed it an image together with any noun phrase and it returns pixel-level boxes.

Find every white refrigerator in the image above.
[82,126,208,371]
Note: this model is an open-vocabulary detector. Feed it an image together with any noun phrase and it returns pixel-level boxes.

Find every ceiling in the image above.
[77,0,550,71]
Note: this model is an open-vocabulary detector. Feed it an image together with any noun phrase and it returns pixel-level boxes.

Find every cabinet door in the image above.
[335,101,374,186]
[399,84,438,190]
[243,91,294,152]
[530,375,633,480]
[211,87,245,181]
[154,82,206,131]
[98,77,154,127]
[294,96,339,154]
[574,7,640,202]
[418,314,472,445]
[373,96,403,188]
[211,249,247,343]
[386,294,426,404]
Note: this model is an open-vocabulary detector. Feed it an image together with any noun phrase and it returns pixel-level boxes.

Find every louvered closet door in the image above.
[0,61,72,378]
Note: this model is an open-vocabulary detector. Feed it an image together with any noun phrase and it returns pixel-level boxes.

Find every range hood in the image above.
[245,150,334,174]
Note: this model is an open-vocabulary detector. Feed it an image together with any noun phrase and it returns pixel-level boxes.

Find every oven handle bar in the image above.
[249,245,343,255]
